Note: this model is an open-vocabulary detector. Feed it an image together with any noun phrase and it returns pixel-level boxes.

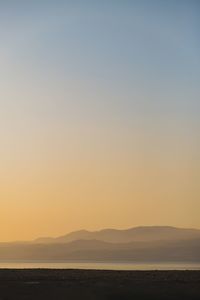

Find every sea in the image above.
[0,262,199,270]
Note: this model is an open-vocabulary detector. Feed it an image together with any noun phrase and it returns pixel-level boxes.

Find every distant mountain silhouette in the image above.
[0,238,200,262]
[34,226,200,244]
[1,226,200,262]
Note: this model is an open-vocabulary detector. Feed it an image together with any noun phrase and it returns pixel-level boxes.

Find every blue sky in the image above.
[1,0,199,118]
[1,0,199,159]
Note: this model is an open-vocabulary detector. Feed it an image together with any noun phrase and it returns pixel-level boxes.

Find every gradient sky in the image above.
[0,0,200,241]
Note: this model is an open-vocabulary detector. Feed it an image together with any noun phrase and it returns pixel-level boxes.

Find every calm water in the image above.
[0,262,199,270]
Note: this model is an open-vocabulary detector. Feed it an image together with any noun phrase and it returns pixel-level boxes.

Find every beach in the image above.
[0,269,199,299]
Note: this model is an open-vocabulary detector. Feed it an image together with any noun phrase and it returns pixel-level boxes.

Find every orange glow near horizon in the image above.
[0,126,199,242]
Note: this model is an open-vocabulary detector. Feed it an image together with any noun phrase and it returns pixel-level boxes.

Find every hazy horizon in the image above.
[0,0,199,242]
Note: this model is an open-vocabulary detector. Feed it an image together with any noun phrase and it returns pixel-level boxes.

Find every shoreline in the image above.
[0,261,200,271]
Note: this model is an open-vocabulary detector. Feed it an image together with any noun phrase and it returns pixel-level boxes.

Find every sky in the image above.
[0,0,199,241]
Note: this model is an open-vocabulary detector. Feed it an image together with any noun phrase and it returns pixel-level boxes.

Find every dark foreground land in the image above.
[0,269,200,300]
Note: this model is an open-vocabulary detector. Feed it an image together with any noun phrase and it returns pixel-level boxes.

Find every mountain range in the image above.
[1,226,200,262]
[34,226,200,244]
